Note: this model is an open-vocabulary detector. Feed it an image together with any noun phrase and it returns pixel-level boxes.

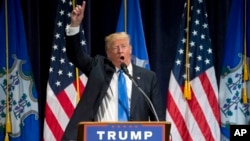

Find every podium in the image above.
[77,121,171,141]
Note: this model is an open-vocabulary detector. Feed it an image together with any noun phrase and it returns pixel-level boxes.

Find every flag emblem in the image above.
[0,56,39,137]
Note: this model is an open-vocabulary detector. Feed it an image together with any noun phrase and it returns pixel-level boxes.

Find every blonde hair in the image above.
[104,32,130,51]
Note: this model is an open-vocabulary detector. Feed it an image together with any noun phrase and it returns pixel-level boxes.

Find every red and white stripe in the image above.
[166,67,220,141]
[43,74,87,141]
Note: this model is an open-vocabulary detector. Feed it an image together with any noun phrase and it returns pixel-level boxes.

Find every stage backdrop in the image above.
[1,0,231,140]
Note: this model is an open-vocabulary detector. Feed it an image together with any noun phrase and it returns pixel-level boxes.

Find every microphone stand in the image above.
[120,63,160,121]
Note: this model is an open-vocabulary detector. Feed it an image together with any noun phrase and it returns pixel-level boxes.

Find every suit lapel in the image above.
[98,59,116,105]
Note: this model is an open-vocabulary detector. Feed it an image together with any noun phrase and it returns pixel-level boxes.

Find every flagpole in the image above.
[184,0,191,100]
[242,0,248,104]
[124,0,127,32]
[72,0,81,103]
[4,0,12,140]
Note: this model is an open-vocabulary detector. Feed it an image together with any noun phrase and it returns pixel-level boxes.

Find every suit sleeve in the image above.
[150,72,166,121]
[65,32,92,76]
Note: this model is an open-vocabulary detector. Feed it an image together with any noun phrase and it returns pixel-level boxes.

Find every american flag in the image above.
[166,0,221,140]
[43,0,87,140]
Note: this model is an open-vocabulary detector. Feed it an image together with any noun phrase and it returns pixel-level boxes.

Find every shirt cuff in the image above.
[65,25,80,36]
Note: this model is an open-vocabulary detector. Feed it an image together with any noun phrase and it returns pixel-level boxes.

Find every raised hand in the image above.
[70,1,86,27]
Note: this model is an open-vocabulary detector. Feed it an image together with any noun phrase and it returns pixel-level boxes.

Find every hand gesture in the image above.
[70,1,86,27]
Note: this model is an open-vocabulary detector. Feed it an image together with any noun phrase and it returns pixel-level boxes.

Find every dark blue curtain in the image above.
[0,0,231,140]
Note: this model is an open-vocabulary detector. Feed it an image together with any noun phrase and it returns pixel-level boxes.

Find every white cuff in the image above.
[65,25,80,36]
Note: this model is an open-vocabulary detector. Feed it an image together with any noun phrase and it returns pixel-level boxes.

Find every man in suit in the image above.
[62,1,166,140]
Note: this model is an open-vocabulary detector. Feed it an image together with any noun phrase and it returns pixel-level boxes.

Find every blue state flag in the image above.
[219,0,250,140]
[0,0,40,140]
[116,0,150,69]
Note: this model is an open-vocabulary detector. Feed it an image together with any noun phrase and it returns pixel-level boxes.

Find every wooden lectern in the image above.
[77,121,171,141]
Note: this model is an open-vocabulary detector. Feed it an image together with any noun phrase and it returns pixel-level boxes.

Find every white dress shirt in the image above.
[96,64,132,121]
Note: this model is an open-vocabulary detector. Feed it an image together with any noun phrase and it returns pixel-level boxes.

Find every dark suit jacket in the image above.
[62,33,166,141]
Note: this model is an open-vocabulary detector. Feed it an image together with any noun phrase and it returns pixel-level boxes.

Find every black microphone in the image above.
[120,63,160,121]
[120,63,132,79]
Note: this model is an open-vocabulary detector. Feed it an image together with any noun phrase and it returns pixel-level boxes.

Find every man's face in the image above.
[106,38,132,68]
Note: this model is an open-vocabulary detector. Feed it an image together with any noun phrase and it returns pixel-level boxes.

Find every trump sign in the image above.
[77,122,171,141]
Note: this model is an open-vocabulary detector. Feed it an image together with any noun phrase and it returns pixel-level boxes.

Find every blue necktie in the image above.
[118,70,129,121]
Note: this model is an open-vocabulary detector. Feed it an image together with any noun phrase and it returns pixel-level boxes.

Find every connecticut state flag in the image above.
[219,0,250,140]
[0,0,40,140]
[116,0,150,69]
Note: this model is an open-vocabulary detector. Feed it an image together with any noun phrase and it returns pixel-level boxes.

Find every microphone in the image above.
[120,63,160,121]
[120,63,132,79]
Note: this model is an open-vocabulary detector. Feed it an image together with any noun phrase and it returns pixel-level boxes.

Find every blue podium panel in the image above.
[77,122,171,141]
